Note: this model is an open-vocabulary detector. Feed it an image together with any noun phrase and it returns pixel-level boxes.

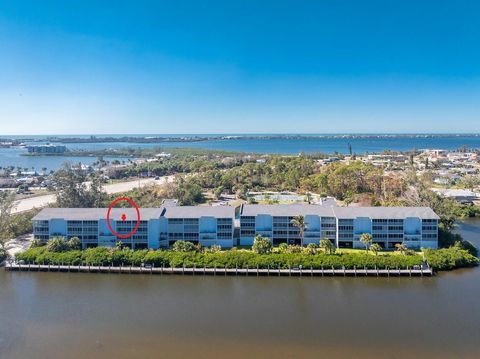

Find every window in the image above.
[388,226,404,231]
[168,218,184,224]
[388,234,403,239]
[241,230,255,236]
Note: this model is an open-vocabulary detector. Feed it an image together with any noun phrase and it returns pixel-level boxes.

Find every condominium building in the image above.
[239,204,439,249]
[240,204,337,246]
[160,206,235,248]
[33,203,439,250]
[33,205,235,249]
[27,144,67,154]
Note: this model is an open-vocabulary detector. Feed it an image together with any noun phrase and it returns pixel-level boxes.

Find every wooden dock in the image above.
[4,262,433,277]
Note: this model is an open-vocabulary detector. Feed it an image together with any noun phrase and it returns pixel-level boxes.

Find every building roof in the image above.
[332,206,440,220]
[33,205,236,221]
[32,208,164,221]
[240,204,439,220]
[33,204,439,221]
[432,188,480,199]
[163,205,235,218]
[240,204,336,217]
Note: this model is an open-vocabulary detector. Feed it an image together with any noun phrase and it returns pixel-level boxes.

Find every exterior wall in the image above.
[240,216,255,245]
[148,219,161,250]
[32,220,50,240]
[216,218,234,248]
[239,213,438,250]
[240,214,338,246]
[98,219,115,248]
[164,216,234,248]
[353,217,372,249]
[337,218,354,248]
[255,215,273,241]
[33,208,438,250]
[49,219,67,237]
[303,215,321,245]
[320,217,337,244]
[421,219,438,249]
[403,217,422,249]
[159,217,169,248]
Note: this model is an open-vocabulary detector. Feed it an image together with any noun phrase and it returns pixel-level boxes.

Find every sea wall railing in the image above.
[4,260,433,277]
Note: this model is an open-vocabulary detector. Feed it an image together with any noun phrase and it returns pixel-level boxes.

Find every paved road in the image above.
[12,176,174,214]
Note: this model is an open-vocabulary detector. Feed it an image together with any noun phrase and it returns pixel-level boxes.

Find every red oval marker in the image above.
[106,197,141,239]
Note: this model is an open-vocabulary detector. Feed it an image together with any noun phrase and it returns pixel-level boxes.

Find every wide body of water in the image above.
[1,219,479,359]
[1,134,480,171]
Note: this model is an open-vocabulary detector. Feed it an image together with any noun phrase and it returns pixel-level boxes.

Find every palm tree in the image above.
[360,233,373,253]
[319,238,335,254]
[395,243,408,255]
[370,243,382,256]
[291,215,306,247]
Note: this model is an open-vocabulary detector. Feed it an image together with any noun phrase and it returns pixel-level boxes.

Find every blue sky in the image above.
[1,0,479,134]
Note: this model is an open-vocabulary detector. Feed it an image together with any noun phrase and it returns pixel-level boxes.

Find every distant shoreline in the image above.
[3,133,480,144]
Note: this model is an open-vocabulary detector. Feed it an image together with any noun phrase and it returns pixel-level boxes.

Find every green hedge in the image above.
[424,245,479,270]
[16,247,424,269]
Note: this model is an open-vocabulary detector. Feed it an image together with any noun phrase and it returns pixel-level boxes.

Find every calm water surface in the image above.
[1,220,479,359]
[2,135,480,171]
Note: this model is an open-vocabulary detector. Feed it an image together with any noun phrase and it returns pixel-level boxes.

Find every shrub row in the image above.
[16,247,425,269]
[424,245,479,270]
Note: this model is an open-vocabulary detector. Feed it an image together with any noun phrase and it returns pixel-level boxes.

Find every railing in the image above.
[4,259,433,277]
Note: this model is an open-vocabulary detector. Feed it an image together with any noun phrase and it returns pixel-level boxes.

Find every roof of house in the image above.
[432,188,480,199]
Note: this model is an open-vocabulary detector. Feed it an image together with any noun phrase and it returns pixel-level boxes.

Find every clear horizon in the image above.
[1,1,480,134]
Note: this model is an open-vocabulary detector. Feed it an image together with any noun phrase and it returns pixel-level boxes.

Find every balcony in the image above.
[404,230,422,236]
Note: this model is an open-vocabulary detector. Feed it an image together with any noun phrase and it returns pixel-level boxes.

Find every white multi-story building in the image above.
[239,204,439,249]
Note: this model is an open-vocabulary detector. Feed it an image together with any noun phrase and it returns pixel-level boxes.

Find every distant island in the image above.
[3,133,480,146]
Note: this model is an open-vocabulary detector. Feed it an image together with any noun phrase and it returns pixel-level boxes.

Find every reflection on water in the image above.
[1,220,479,359]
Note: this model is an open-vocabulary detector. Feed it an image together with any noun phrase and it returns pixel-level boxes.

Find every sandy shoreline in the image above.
[4,234,34,259]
